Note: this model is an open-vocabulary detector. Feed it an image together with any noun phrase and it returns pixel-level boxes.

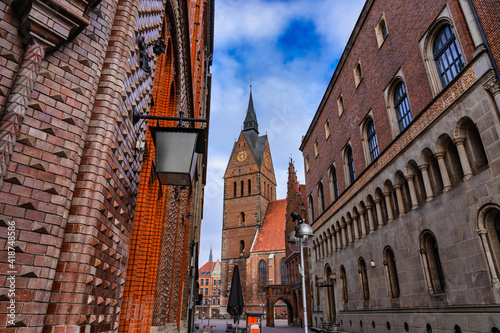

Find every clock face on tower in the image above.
[237,151,247,162]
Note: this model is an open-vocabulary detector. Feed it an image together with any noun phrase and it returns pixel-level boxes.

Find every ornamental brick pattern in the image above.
[0,0,213,331]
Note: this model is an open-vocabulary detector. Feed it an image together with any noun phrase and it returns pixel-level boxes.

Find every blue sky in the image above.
[199,0,366,263]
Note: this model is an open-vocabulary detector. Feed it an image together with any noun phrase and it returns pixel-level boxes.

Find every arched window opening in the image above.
[407,161,426,206]
[422,148,444,197]
[345,146,355,185]
[233,182,237,197]
[433,24,464,87]
[438,134,464,187]
[241,180,244,196]
[239,240,245,257]
[394,81,413,132]
[329,166,339,202]
[239,212,245,226]
[258,260,267,294]
[248,179,252,195]
[340,265,348,303]
[478,206,500,284]
[384,247,400,298]
[358,258,370,301]
[317,183,325,214]
[366,119,379,162]
[420,231,445,294]
[461,119,488,174]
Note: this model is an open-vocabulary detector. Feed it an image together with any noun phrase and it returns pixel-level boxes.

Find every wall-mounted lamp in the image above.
[138,36,166,73]
[370,259,376,267]
[133,108,207,186]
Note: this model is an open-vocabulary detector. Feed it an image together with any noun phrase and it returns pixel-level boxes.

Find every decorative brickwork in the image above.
[0,0,213,331]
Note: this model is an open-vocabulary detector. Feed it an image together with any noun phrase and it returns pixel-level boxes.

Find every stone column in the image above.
[435,153,452,192]
[419,249,434,293]
[340,221,347,248]
[374,197,384,229]
[394,184,405,216]
[478,229,500,284]
[454,138,473,180]
[366,204,375,232]
[383,260,392,298]
[405,175,419,210]
[484,77,500,115]
[419,164,434,201]
[346,217,353,245]
[359,207,367,237]
[382,190,394,222]
[352,212,360,240]
[335,226,341,251]
[329,232,335,253]
[325,236,330,257]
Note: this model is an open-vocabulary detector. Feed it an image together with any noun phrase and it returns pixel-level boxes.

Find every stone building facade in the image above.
[300,1,500,332]
[220,93,287,315]
[0,0,213,332]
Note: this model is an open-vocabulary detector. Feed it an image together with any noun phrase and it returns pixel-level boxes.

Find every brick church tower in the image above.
[221,91,277,312]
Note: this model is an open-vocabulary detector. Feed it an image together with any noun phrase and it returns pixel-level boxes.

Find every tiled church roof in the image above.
[251,199,287,252]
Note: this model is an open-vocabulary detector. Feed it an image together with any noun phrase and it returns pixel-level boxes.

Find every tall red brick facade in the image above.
[0,0,213,332]
[300,0,500,332]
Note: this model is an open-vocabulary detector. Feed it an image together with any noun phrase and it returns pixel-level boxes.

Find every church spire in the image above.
[208,245,213,262]
[243,90,259,134]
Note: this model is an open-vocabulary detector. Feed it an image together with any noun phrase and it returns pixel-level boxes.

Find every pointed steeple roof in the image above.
[243,91,258,134]
[209,245,213,262]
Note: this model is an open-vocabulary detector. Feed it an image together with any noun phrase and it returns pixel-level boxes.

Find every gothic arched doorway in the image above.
[268,297,293,327]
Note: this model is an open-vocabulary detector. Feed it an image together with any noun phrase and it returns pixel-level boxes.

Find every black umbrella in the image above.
[227,264,244,324]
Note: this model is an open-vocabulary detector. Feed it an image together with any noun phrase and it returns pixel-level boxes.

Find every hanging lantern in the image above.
[151,127,205,186]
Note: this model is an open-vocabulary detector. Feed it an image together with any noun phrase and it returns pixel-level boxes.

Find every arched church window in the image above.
[239,240,245,257]
[258,260,267,293]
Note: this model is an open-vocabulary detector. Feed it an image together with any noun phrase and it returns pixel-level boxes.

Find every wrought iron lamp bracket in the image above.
[138,36,166,73]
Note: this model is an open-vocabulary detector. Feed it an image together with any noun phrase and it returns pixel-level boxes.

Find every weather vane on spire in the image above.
[250,76,253,91]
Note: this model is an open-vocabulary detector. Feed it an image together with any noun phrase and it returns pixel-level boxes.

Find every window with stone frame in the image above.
[420,231,446,294]
[258,260,267,294]
[419,7,466,96]
[353,61,363,87]
[375,14,389,48]
[329,165,339,202]
[394,81,413,132]
[343,145,356,186]
[340,265,348,303]
[384,247,400,298]
[433,24,464,88]
[358,258,370,301]
[317,182,325,214]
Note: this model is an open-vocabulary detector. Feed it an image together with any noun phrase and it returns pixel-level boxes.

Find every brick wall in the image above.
[472,0,500,71]
[301,0,475,222]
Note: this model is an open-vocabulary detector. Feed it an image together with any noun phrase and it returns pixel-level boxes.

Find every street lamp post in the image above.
[288,212,313,333]
[208,297,211,329]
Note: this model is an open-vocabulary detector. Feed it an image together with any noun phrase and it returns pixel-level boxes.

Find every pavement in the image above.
[194,319,307,333]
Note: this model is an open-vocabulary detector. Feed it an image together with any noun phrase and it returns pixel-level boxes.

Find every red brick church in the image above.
[220,92,288,314]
